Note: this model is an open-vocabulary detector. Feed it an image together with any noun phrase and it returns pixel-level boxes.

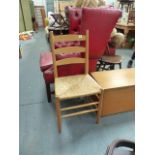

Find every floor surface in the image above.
[19,29,135,155]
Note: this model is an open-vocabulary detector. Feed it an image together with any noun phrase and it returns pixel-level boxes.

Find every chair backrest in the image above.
[65,6,82,34]
[80,7,122,59]
[50,30,89,78]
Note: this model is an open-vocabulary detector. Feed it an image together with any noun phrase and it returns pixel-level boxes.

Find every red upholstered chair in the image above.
[80,7,122,72]
[40,7,122,102]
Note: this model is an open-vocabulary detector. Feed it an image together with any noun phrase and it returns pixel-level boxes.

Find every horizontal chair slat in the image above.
[62,109,98,118]
[53,34,86,42]
[61,102,99,112]
[55,46,86,54]
[56,57,85,66]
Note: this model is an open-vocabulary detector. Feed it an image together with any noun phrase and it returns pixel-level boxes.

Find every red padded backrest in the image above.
[67,6,82,34]
[80,7,122,59]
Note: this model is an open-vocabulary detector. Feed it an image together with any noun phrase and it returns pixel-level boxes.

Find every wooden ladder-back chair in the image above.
[50,30,103,133]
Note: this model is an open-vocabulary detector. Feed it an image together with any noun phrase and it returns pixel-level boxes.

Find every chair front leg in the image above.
[56,98,62,133]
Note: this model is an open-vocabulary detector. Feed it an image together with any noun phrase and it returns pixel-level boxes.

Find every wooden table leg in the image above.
[96,91,103,124]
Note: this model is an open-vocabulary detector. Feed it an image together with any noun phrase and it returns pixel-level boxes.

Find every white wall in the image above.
[32,0,47,15]
[33,0,44,6]
[106,0,115,5]
[42,0,47,15]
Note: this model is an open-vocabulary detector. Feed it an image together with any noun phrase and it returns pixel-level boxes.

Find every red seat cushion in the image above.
[43,67,54,84]
[40,52,52,72]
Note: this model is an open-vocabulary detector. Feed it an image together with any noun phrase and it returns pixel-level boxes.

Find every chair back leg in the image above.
[46,83,51,103]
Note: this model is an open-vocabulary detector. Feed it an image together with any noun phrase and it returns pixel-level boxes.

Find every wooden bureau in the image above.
[91,68,135,116]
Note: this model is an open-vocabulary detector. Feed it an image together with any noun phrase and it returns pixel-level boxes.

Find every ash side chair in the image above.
[50,30,103,133]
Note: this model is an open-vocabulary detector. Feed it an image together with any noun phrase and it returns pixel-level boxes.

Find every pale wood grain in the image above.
[96,91,103,123]
[91,68,135,116]
[53,34,86,42]
[85,30,89,74]
[61,101,99,112]
[55,98,62,133]
[101,86,135,116]
[56,57,85,66]
[50,31,58,77]
[62,109,98,118]
[91,68,135,89]
[55,46,86,54]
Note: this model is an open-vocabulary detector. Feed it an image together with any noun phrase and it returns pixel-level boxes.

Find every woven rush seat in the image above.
[55,74,101,99]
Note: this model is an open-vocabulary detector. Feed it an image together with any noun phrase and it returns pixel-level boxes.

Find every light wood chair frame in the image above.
[50,30,103,133]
